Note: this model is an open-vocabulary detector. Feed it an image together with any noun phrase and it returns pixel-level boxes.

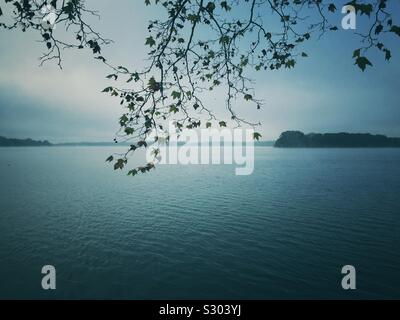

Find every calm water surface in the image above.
[0,147,399,299]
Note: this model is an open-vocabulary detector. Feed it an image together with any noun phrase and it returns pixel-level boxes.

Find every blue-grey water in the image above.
[0,147,399,299]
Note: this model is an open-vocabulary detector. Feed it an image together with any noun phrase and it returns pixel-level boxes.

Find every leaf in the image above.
[358,3,373,17]
[119,114,128,126]
[301,52,308,57]
[390,25,400,37]
[171,91,181,100]
[219,121,227,127]
[148,76,160,91]
[105,155,114,162]
[169,105,179,114]
[106,74,118,80]
[88,40,101,54]
[95,56,106,62]
[253,132,262,141]
[375,24,383,35]
[328,3,336,12]
[187,14,199,23]
[355,56,373,71]
[118,66,129,72]
[206,122,212,128]
[352,48,361,58]
[384,49,391,61]
[221,1,231,11]
[114,159,125,170]
[128,169,138,177]
[219,35,230,45]
[285,59,296,69]
[244,94,253,101]
[13,2,22,13]
[102,86,113,93]
[137,141,148,148]
[145,36,156,47]
[206,2,216,12]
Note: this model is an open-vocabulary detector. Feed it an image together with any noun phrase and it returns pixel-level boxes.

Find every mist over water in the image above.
[0,147,399,299]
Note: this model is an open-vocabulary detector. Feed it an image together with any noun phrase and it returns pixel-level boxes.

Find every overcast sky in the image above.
[0,0,399,142]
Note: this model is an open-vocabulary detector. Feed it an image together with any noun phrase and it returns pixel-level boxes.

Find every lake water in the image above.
[0,147,399,299]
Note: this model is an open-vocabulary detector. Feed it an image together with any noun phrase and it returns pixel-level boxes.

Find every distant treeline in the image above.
[0,136,52,147]
[0,136,275,147]
[5,132,399,148]
[275,131,400,148]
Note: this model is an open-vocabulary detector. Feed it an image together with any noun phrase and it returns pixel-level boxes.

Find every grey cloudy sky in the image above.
[0,0,399,142]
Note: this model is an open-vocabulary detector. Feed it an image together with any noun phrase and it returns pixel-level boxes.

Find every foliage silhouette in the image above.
[1,0,399,175]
